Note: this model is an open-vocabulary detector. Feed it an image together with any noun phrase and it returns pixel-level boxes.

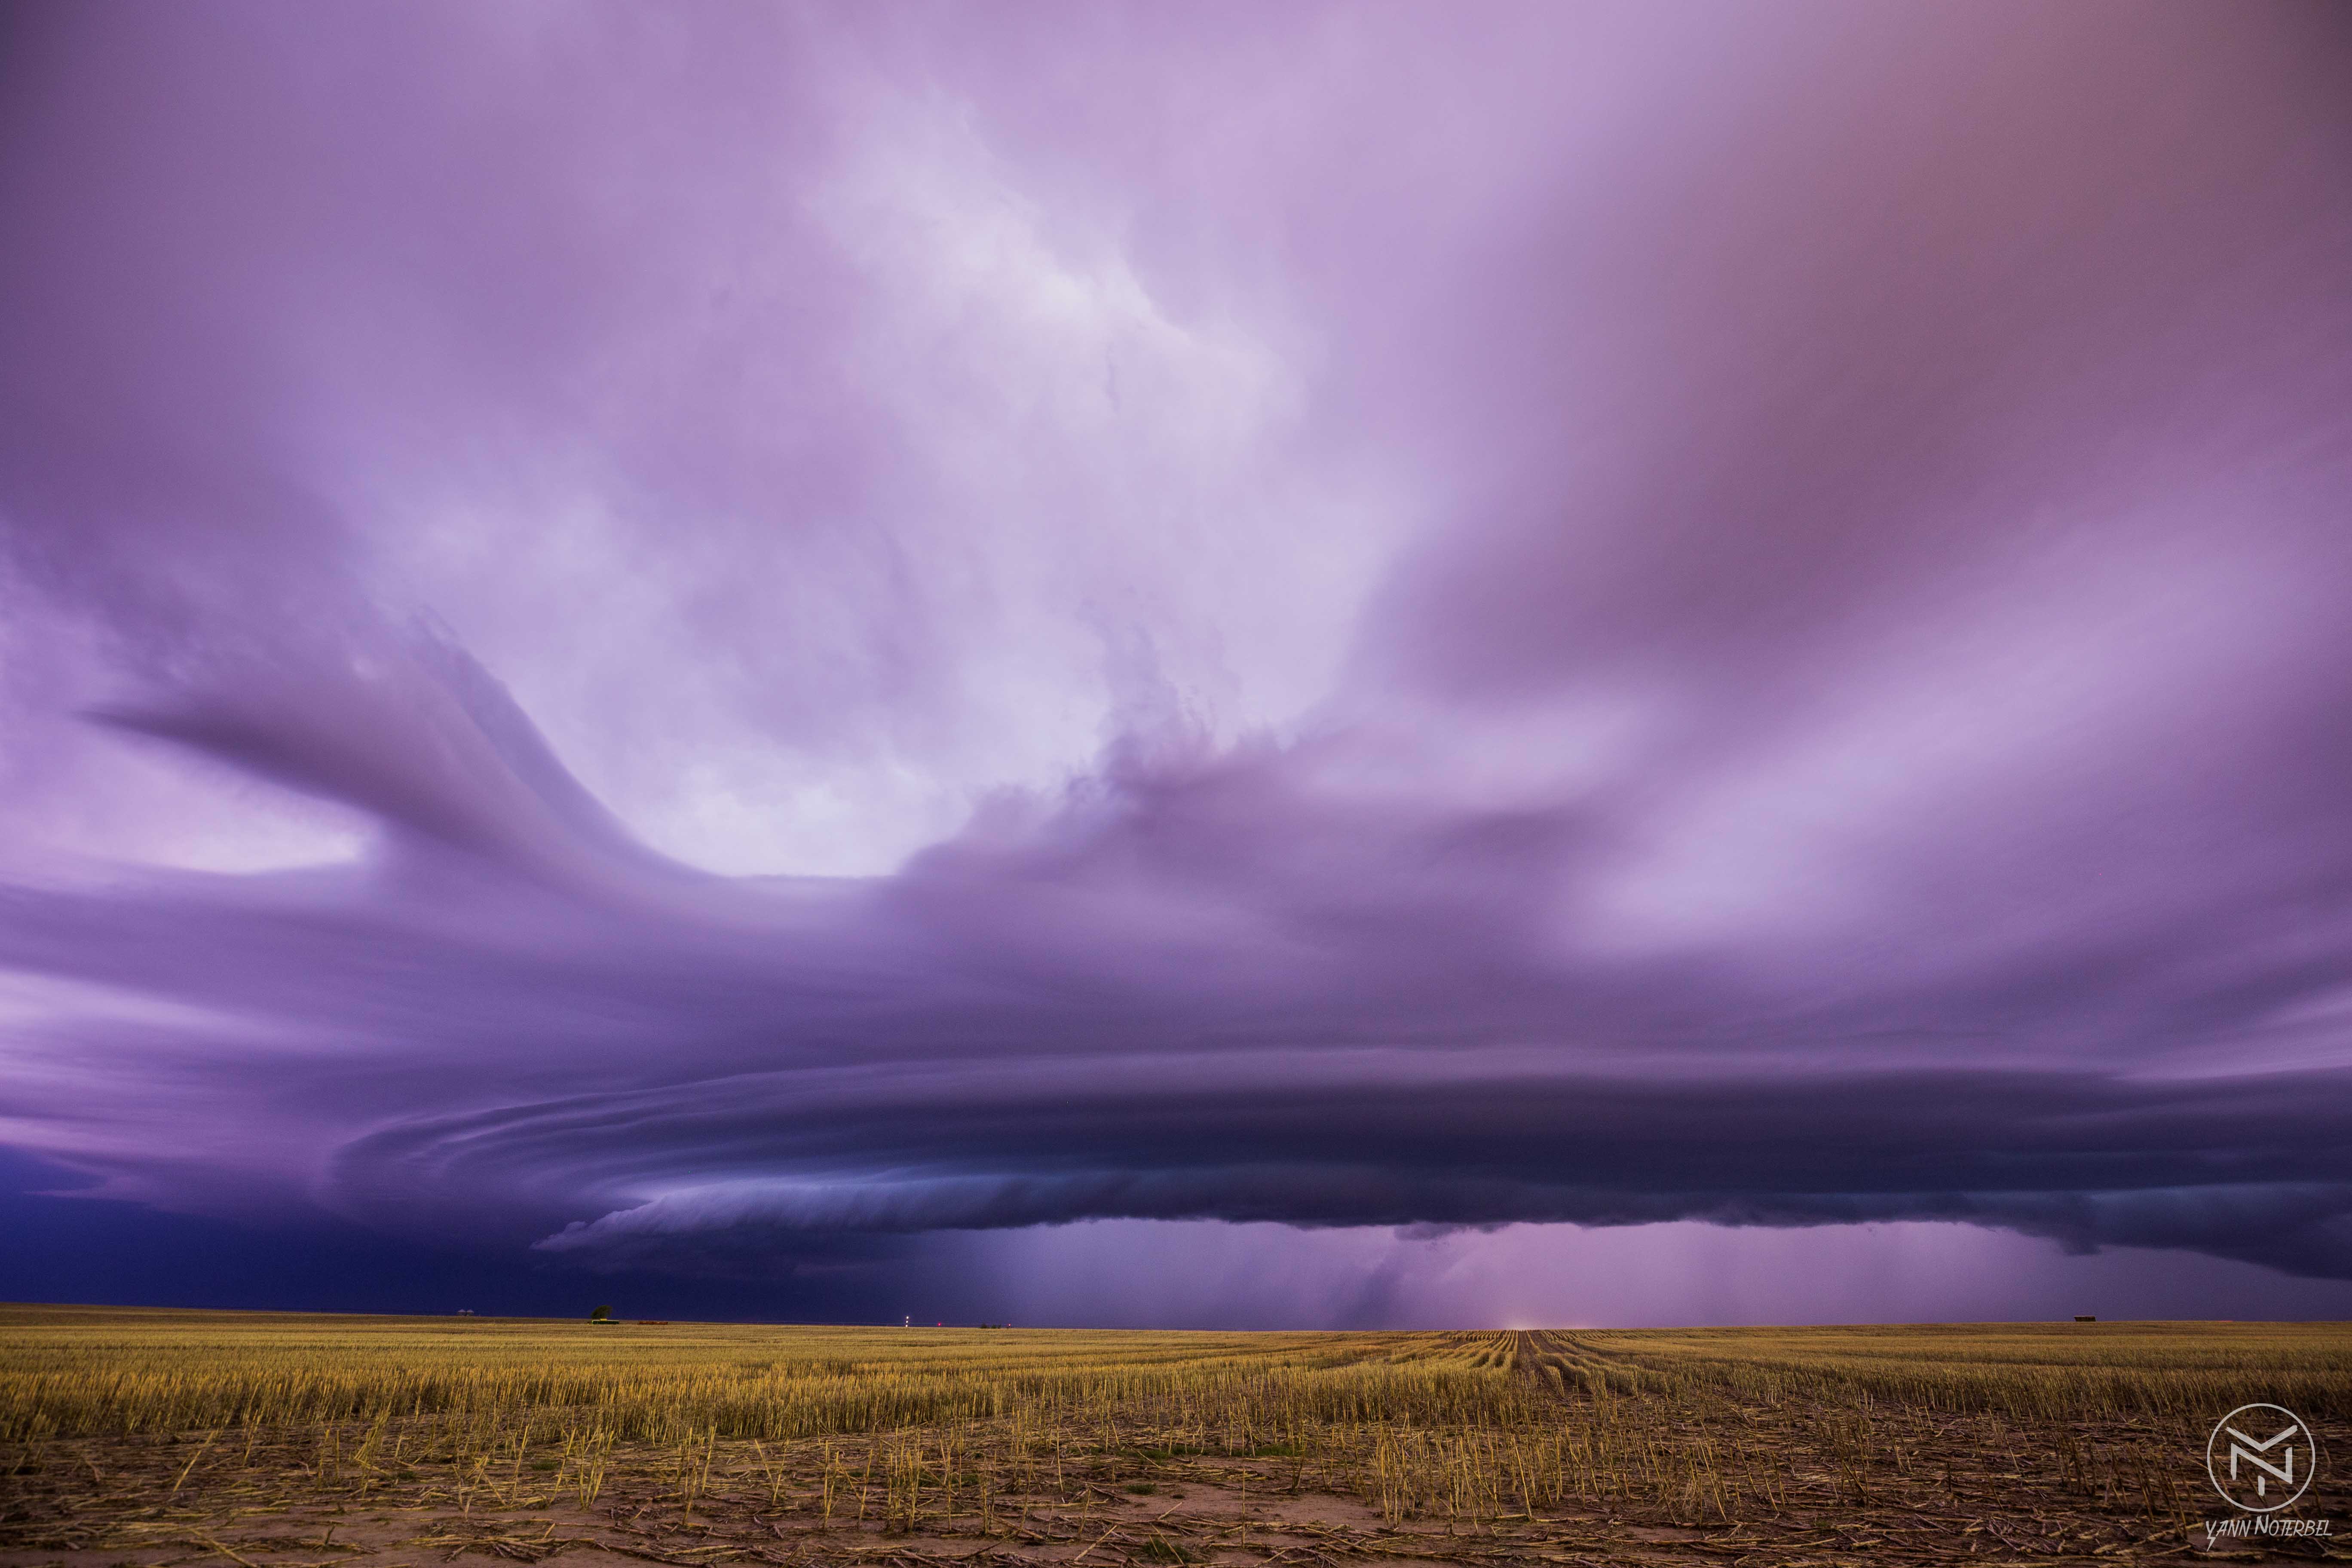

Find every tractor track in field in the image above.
[1510,1327,1648,1403]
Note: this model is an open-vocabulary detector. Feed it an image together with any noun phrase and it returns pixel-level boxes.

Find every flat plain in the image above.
[1,1306,2344,1568]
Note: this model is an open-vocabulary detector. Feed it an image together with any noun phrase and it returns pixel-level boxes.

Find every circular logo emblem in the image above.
[2207,1403,2319,1513]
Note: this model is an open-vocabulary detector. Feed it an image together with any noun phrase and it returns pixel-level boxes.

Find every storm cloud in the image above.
[3,0,2352,1321]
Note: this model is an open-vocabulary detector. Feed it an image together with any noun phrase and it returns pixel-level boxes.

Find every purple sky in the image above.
[4,1,2352,1326]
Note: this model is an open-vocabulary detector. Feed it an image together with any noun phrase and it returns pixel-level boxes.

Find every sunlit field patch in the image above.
[2,1307,2345,1566]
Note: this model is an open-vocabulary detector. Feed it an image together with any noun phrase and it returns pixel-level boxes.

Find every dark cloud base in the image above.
[0,1192,915,1323]
[0,1145,933,1321]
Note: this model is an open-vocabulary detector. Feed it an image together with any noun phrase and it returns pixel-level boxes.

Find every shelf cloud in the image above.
[3,0,2350,1320]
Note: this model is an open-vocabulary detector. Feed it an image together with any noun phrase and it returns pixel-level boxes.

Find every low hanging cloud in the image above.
[2,0,2351,1314]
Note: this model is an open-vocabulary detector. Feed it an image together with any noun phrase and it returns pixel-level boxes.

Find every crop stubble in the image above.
[2,1307,2344,1567]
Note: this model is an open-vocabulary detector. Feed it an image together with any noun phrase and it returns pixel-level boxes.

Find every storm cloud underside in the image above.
[3,1,2352,1320]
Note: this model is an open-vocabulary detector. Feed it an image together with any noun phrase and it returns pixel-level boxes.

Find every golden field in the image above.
[1,1305,2346,1566]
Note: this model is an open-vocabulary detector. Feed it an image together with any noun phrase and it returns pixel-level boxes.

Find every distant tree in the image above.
[589,1304,613,1322]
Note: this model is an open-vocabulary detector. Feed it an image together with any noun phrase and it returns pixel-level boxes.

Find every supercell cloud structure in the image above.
[3,1,2352,1320]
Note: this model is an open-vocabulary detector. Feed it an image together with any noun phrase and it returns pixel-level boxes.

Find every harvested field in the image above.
[1,1306,2344,1567]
